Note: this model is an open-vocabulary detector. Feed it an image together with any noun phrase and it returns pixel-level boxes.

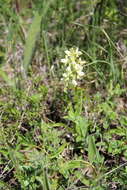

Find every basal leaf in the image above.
[88,135,102,164]
[88,135,97,163]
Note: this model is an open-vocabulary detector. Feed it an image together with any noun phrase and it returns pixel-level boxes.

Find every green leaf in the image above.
[23,12,42,72]
[58,159,90,178]
[88,135,96,163]
[29,93,42,103]
[50,143,67,159]
[43,168,51,190]
[23,0,54,73]
[88,135,103,164]
[75,116,88,141]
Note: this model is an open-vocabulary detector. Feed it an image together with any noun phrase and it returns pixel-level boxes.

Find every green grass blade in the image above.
[23,12,42,72]
[23,0,54,73]
[43,168,51,190]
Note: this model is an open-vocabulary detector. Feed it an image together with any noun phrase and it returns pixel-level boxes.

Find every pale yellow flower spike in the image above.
[61,47,85,90]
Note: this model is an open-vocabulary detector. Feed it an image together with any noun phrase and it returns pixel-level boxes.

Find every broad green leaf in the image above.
[88,135,97,163]
[64,105,76,121]
[75,116,88,141]
[58,159,91,178]
[64,104,88,141]
[88,135,103,164]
